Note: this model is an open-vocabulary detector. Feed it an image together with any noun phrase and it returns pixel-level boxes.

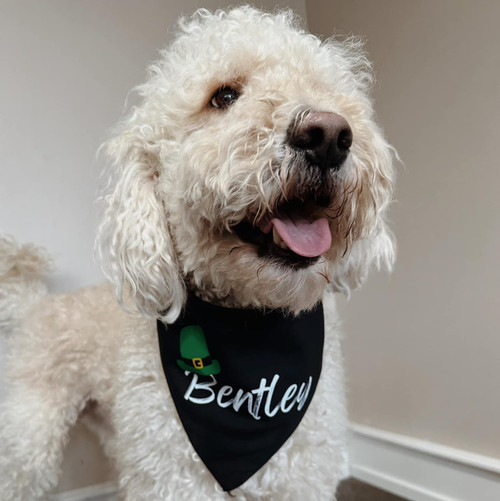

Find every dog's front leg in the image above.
[0,377,86,500]
[103,322,227,501]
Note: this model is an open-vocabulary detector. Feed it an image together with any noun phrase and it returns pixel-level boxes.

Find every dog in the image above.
[0,7,395,500]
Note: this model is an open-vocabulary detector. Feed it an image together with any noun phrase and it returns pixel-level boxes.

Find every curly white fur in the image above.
[0,7,395,500]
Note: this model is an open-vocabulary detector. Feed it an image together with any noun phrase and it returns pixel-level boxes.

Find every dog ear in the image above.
[96,128,186,324]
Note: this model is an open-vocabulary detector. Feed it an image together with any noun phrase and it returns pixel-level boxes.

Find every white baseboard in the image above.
[348,423,500,501]
[53,482,118,501]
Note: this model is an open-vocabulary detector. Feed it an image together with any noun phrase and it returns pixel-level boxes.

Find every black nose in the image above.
[288,111,353,170]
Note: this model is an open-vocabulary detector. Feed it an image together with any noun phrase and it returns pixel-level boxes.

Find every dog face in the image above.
[98,7,395,321]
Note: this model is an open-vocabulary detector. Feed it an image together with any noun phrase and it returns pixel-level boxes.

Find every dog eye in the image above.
[210,86,240,109]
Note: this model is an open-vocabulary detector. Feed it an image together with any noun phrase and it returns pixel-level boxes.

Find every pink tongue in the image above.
[270,214,332,258]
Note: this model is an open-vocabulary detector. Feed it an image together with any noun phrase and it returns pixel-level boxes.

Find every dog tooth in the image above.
[272,227,289,250]
[272,227,281,245]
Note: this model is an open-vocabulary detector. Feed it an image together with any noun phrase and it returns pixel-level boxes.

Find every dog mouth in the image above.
[233,199,332,268]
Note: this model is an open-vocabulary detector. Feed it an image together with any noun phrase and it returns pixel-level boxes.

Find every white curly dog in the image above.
[0,7,395,500]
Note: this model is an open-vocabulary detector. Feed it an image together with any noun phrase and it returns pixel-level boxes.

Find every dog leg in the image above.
[0,379,86,500]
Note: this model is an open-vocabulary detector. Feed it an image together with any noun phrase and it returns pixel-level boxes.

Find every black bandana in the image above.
[157,294,324,491]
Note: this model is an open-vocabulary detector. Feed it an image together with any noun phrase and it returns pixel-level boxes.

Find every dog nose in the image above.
[288,111,353,170]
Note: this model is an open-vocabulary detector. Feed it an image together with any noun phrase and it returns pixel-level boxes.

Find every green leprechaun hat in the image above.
[177,325,221,376]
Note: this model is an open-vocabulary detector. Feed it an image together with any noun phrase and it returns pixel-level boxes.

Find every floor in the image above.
[336,478,408,500]
[55,478,408,500]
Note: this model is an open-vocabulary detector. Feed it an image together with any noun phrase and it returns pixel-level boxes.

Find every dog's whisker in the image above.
[229,245,244,255]
[316,269,331,284]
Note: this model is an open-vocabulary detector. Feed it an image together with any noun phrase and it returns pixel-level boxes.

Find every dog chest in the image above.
[157,294,324,492]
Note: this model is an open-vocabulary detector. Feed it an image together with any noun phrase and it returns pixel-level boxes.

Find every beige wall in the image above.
[307,0,500,458]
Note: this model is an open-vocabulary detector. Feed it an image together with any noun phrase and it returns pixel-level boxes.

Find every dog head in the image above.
[97,7,395,322]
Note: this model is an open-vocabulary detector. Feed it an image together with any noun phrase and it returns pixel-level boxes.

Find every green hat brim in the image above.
[177,359,221,376]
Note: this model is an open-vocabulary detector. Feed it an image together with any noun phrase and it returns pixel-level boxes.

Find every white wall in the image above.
[307,0,500,460]
[0,0,306,493]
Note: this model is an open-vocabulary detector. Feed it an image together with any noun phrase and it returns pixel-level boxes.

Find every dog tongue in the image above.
[270,214,332,258]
